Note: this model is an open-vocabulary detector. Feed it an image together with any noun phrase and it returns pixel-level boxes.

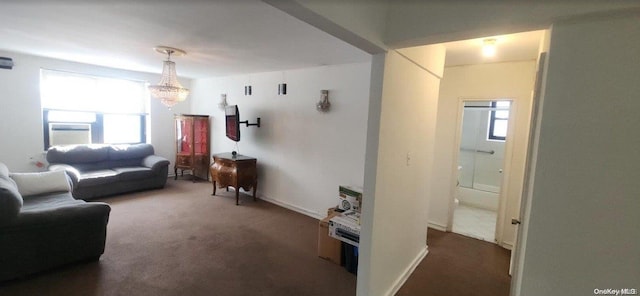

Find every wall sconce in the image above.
[482,38,497,57]
[316,90,330,112]
[278,83,287,95]
[218,94,228,110]
[0,57,14,70]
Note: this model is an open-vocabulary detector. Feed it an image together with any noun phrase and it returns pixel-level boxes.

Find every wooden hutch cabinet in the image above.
[174,114,210,181]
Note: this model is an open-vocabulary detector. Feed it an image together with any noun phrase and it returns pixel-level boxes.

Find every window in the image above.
[41,70,149,149]
[488,100,510,141]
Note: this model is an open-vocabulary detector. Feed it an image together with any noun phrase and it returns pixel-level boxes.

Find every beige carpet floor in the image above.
[0,179,356,296]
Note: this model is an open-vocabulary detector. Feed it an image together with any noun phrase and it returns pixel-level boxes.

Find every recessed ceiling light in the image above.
[482,39,497,57]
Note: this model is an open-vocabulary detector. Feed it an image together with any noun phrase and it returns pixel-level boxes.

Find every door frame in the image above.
[509,51,548,278]
[446,97,519,248]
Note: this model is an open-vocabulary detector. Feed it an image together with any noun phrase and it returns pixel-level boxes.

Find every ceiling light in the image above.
[148,46,189,109]
[482,39,497,57]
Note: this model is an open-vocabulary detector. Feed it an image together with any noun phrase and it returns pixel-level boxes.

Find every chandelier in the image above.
[148,46,189,108]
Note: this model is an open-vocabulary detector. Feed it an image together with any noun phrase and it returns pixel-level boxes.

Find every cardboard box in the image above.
[327,207,343,217]
[338,185,363,212]
[341,210,361,225]
[318,216,342,265]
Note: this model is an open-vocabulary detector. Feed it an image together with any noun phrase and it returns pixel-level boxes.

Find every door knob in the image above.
[511,218,521,225]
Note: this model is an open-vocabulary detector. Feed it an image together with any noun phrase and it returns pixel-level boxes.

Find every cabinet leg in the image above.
[174,167,177,180]
[253,181,257,202]
[212,181,217,196]
[235,189,239,206]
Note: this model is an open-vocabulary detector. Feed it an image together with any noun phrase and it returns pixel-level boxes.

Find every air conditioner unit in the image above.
[49,123,91,146]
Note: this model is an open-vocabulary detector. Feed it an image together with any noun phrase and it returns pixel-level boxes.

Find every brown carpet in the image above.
[0,179,511,296]
[397,228,512,296]
[0,179,356,296]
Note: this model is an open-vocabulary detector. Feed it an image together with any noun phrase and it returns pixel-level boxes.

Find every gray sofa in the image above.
[0,162,111,281]
[47,144,170,200]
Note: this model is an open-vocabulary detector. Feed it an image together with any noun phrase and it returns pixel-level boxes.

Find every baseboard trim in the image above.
[428,222,447,232]
[260,195,323,220]
[501,241,514,250]
[385,245,429,296]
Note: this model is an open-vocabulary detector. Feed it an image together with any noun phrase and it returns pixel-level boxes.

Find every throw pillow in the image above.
[10,170,71,197]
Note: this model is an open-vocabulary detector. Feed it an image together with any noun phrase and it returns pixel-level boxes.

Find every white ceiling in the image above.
[443,30,545,67]
[0,1,544,79]
[0,0,371,79]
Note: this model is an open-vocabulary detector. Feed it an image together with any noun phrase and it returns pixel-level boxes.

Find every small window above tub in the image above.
[488,100,510,141]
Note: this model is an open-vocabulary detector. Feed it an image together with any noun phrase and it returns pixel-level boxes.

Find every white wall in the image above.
[189,62,370,218]
[0,50,190,173]
[267,3,640,295]
[429,61,536,248]
[518,13,640,295]
[358,46,445,296]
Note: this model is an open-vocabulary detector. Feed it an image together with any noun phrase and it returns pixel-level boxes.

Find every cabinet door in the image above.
[193,117,208,155]
[176,117,194,156]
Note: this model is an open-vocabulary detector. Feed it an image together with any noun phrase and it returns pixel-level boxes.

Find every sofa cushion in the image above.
[77,169,119,187]
[21,191,83,212]
[72,161,112,172]
[109,158,143,169]
[47,145,110,165]
[109,144,154,160]
[112,167,153,181]
[0,176,23,224]
[109,144,154,168]
[10,170,71,197]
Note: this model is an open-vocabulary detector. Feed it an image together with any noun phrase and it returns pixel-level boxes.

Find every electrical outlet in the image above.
[406,152,411,166]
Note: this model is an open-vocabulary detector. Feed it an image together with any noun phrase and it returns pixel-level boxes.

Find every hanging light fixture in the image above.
[148,46,189,108]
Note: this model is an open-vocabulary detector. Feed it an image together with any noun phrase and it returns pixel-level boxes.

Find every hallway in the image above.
[397,229,511,296]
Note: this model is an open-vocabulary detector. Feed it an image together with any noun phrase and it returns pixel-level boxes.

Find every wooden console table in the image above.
[209,153,257,205]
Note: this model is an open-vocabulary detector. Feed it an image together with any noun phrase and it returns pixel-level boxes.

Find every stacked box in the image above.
[327,207,342,217]
[338,185,363,213]
[318,216,341,265]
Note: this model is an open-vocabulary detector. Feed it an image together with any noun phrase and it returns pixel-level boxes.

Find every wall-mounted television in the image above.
[225,105,240,142]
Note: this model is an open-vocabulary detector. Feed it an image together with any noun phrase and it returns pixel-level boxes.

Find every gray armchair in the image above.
[0,163,110,281]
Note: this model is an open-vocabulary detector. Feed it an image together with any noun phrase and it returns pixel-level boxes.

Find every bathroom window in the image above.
[488,100,510,141]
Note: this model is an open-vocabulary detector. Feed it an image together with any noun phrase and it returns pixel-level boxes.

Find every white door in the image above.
[509,52,547,275]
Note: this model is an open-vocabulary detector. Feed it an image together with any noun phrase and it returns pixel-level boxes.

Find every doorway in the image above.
[433,30,545,253]
[452,99,512,243]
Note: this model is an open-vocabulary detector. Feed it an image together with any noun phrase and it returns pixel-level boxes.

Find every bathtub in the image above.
[457,186,499,211]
